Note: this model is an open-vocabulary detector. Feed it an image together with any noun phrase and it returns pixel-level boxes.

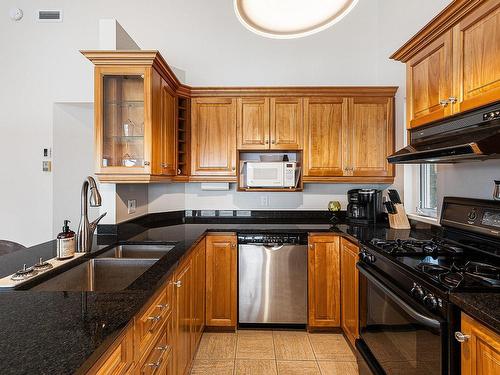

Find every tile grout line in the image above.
[307,332,323,375]
[272,330,279,374]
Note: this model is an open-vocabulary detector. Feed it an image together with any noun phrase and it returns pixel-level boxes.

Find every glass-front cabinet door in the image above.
[95,67,151,175]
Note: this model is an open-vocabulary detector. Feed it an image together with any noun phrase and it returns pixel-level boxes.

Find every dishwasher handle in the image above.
[263,244,285,251]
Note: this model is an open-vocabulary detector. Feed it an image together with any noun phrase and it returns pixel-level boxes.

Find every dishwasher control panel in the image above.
[238,233,307,245]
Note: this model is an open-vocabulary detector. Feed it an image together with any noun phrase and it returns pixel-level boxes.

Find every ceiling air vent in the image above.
[37,10,63,22]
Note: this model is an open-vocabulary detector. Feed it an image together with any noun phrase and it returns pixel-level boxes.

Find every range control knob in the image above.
[467,209,477,223]
[360,251,376,264]
[410,283,425,300]
[423,293,438,310]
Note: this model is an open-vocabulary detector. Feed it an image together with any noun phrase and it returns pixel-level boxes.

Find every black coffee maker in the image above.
[346,189,383,224]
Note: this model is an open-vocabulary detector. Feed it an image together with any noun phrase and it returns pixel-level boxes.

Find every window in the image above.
[418,164,437,218]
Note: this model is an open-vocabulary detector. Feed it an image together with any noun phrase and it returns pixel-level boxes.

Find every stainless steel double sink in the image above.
[31,244,175,292]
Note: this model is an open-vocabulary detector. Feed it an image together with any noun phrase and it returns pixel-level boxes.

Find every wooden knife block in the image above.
[388,203,411,229]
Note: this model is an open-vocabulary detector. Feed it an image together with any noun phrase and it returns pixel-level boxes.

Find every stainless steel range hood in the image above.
[388,101,500,164]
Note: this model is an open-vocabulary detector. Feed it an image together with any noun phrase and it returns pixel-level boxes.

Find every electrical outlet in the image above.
[127,199,136,214]
[260,195,270,207]
[42,160,51,172]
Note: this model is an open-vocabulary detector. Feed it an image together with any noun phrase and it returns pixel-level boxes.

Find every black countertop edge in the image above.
[450,293,500,334]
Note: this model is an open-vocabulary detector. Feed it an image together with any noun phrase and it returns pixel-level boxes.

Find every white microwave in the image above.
[246,161,297,188]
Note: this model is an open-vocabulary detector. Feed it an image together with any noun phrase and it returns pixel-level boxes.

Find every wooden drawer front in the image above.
[91,326,134,375]
[137,327,170,375]
[135,286,171,360]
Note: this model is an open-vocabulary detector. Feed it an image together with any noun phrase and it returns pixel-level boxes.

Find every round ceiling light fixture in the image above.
[234,0,359,39]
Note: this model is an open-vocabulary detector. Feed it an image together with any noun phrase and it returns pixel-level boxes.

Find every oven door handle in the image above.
[357,264,442,330]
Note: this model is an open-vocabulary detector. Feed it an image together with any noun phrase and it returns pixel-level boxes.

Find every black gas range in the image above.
[356,197,500,375]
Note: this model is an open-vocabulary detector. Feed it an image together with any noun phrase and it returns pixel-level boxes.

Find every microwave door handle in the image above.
[357,264,441,330]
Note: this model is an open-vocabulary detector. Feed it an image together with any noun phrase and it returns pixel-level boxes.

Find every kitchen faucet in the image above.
[77,176,106,253]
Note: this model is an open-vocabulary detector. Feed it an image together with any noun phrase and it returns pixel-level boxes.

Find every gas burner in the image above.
[439,272,464,288]
[370,238,466,257]
[11,264,38,281]
[416,262,450,277]
[465,262,500,286]
[32,257,53,272]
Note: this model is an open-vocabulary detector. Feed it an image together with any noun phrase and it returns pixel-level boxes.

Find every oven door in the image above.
[357,264,447,375]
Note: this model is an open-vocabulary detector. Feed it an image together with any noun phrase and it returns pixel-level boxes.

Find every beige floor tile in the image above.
[308,334,356,361]
[190,360,235,375]
[195,333,237,360]
[273,331,315,361]
[277,360,321,375]
[318,361,359,375]
[236,331,275,359]
[235,359,277,375]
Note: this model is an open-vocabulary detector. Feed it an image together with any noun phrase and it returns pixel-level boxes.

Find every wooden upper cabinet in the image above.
[205,234,237,328]
[303,97,346,177]
[347,97,394,177]
[160,79,177,176]
[237,97,270,149]
[191,98,237,176]
[406,30,453,128]
[270,97,303,150]
[82,50,179,183]
[460,313,500,375]
[392,0,500,128]
[453,0,500,113]
[340,238,359,346]
[308,234,341,328]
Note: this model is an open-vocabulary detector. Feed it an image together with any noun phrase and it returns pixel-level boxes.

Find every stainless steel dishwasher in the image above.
[238,233,308,325]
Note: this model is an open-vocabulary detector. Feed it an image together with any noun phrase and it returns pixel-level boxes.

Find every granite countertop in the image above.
[0,214,442,374]
[450,293,500,334]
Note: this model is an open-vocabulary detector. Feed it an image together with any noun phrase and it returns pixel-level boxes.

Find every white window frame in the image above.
[402,101,439,225]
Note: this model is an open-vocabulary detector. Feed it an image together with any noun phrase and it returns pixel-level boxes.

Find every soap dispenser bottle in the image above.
[57,220,76,259]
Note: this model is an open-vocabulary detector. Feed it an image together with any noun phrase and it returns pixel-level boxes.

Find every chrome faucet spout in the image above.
[77,176,106,253]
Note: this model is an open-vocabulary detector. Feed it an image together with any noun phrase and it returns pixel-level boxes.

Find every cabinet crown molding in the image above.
[390,0,483,62]
[81,49,182,90]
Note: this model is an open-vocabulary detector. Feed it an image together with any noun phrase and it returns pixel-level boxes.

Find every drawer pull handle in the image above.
[455,331,470,343]
[156,303,168,310]
[146,345,170,373]
[173,281,182,288]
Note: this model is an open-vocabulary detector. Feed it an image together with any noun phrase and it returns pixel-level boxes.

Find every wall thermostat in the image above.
[9,8,23,21]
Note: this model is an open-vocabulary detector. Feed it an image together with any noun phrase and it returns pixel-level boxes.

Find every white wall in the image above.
[5,0,498,246]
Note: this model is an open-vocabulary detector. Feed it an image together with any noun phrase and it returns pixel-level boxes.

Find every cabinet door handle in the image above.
[265,140,269,144]
[232,167,236,171]
[177,168,182,175]
[448,96,458,104]
[455,331,470,343]
[231,243,237,248]
[173,281,182,288]
[144,161,151,166]
[439,99,449,107]
[271,140,276,144]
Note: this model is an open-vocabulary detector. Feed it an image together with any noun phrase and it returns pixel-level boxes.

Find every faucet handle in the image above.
[90,212,107,229]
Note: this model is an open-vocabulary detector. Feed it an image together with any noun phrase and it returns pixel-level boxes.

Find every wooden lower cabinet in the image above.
[88,324,135,375]
[460,313,500,375]
[192,241,206,353]
[308,234,341,328]
[340,238,359,346]
[174,256,193,375]
[205,234,237,328]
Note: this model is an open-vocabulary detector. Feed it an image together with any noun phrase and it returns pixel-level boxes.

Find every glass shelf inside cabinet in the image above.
[102,74,145,168]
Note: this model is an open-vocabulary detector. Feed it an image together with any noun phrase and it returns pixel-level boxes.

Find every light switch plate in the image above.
[127,199,136,214]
